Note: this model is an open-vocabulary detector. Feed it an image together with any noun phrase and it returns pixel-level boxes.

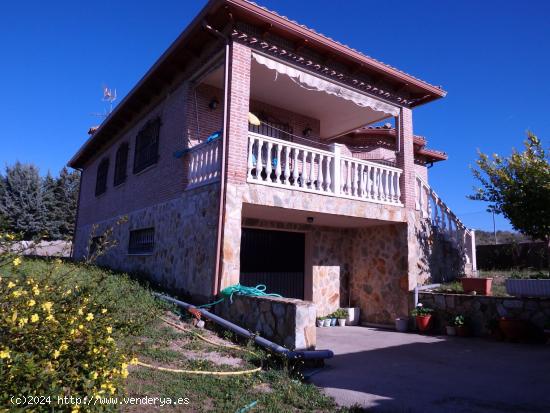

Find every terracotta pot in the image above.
[499,318,528,341]
[455,325,469,337]
[461,277,493,295]
[416,315,432,331]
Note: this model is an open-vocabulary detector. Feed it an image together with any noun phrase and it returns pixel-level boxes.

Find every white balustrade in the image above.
[247,132,403,206]
[415,174,476,271]
[187,139,221,189]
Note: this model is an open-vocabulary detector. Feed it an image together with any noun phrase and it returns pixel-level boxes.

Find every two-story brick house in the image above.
[69,0,475,329]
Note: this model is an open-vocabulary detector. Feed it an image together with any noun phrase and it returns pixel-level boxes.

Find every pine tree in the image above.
[42,172,61,239]
[0,162,46,239]
[54,167,80,238]
[0,174,6,230]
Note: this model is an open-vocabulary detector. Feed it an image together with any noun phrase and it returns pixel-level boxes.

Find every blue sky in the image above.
[1,0,548,231]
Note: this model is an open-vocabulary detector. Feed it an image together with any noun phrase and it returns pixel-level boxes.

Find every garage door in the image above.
[240,228,305,299]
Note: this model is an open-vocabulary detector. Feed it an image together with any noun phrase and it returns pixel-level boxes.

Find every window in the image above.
[133,117,161,174]
[114,142,129,186]
[128,228,155,254]
[95,158,109,196]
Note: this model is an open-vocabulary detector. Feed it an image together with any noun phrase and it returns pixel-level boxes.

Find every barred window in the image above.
[114,142,129,186]
[133,118,161,174]
[128,228,155,254]
[95,158,109,196]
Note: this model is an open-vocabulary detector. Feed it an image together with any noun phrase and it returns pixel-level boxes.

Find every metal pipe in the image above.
[155,293,334,360]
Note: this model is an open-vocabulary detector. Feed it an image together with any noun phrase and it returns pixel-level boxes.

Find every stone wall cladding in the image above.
[419,291,550,335]
[73,184,221,302]
[216,295,316,350]
[349,223,410,324]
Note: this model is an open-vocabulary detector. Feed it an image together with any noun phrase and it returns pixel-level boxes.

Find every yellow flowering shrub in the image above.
[0,275,132,412]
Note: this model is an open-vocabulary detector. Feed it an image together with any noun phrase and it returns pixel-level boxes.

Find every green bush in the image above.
[0,272,136,411]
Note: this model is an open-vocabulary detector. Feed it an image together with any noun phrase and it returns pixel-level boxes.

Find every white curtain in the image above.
[251,52,399,117]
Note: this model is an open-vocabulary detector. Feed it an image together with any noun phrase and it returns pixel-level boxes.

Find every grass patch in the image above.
[2,258,354,412]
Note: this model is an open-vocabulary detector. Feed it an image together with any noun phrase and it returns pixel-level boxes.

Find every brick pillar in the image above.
[218,42,252,291]
[225,42,251,183]
[396,107,415,209]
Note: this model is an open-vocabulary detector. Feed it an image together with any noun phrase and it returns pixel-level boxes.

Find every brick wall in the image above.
[396,108,416,209]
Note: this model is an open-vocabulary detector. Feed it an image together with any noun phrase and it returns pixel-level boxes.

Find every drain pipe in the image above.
[155,293,334,361]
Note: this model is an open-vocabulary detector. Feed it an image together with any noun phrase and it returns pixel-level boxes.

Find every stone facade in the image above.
[216,295,316,350]
[419,291,550,335]
[73,184,221,302]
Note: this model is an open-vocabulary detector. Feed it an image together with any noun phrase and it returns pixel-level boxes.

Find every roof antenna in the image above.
[90,84,117,119]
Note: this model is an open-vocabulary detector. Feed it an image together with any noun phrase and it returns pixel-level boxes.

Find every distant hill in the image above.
[474,230,531,246]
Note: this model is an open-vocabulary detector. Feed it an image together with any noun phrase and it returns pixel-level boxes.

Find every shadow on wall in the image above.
[416,220,467,283]
[310,332,550,412]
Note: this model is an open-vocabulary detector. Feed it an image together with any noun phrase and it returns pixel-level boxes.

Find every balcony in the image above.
[246,131,403,206]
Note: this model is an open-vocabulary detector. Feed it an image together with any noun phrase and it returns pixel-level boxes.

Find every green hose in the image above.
[198,283,282,308]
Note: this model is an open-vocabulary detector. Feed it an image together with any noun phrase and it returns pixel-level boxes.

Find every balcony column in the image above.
[330,143,342,195]
[395,107,415,209]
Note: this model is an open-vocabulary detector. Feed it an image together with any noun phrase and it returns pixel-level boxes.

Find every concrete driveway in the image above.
[310,326,550,413]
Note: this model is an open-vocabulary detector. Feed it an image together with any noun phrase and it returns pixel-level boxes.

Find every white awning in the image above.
[251,52,399,117]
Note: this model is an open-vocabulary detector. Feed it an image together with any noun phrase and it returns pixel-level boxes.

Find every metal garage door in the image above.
[240,228,305,299]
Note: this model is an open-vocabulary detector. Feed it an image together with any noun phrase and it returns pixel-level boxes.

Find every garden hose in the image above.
[136,361,261,376]
[134,316,262,376]
[198,283,282,308]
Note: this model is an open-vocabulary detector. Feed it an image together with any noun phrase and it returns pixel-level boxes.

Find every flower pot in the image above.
[338,319,346,327]
[455,325,469,337]
[415,315,432,332]
[505,279,550,297]
[316,319,324,327]
[499,318,528,341]
[395,317,409,332]
[330,318,337,327]
[461,277,492,295]
[323,319,331,327]
[344,307,360,326]
[446,326,456,336]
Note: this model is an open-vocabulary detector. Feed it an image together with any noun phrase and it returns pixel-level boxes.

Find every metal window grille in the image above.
[113,142,129,186]
[128,228,155,254]
[95,158,109,196]
[133,118,161,174]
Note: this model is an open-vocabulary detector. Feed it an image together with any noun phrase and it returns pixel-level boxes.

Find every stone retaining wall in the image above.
[216,295,316,350]
[419,291,550,336]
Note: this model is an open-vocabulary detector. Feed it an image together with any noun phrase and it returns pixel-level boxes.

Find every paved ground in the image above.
[310,326,550,413]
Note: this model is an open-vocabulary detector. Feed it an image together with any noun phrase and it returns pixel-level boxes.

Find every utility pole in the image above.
[492,210,498,245]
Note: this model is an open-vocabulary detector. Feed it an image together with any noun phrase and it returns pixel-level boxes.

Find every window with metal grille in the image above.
[128,228,155,254]
[133,118,161,174]
[95,158,109,196]
[113,142,129,186]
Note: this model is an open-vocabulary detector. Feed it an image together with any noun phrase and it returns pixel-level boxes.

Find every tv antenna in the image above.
[90,85,117,119]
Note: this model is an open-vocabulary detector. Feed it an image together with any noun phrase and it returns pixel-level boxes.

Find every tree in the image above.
[53,167,80,238]
[0,174,6,230]
[42,172,62,239]
[469,132,550,269]
[0,162,46,239]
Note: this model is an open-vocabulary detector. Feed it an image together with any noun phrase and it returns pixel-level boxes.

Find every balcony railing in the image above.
[415,174,476,270]
[187,138,221,189]
[247,132,403,206]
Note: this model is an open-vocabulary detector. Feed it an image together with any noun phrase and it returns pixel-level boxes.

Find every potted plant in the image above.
[316,317,325,328]
[323,317,331,327]
[411,303,433,332]
[460,276,493,295]
[453,315,469,337]
[333,308,348,327]
[327,312,337,327]
[505,271,550,297]
[395,317,409,332]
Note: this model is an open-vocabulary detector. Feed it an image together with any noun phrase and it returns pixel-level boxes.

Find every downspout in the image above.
[156,293,334,360]
[203,21,230,297]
